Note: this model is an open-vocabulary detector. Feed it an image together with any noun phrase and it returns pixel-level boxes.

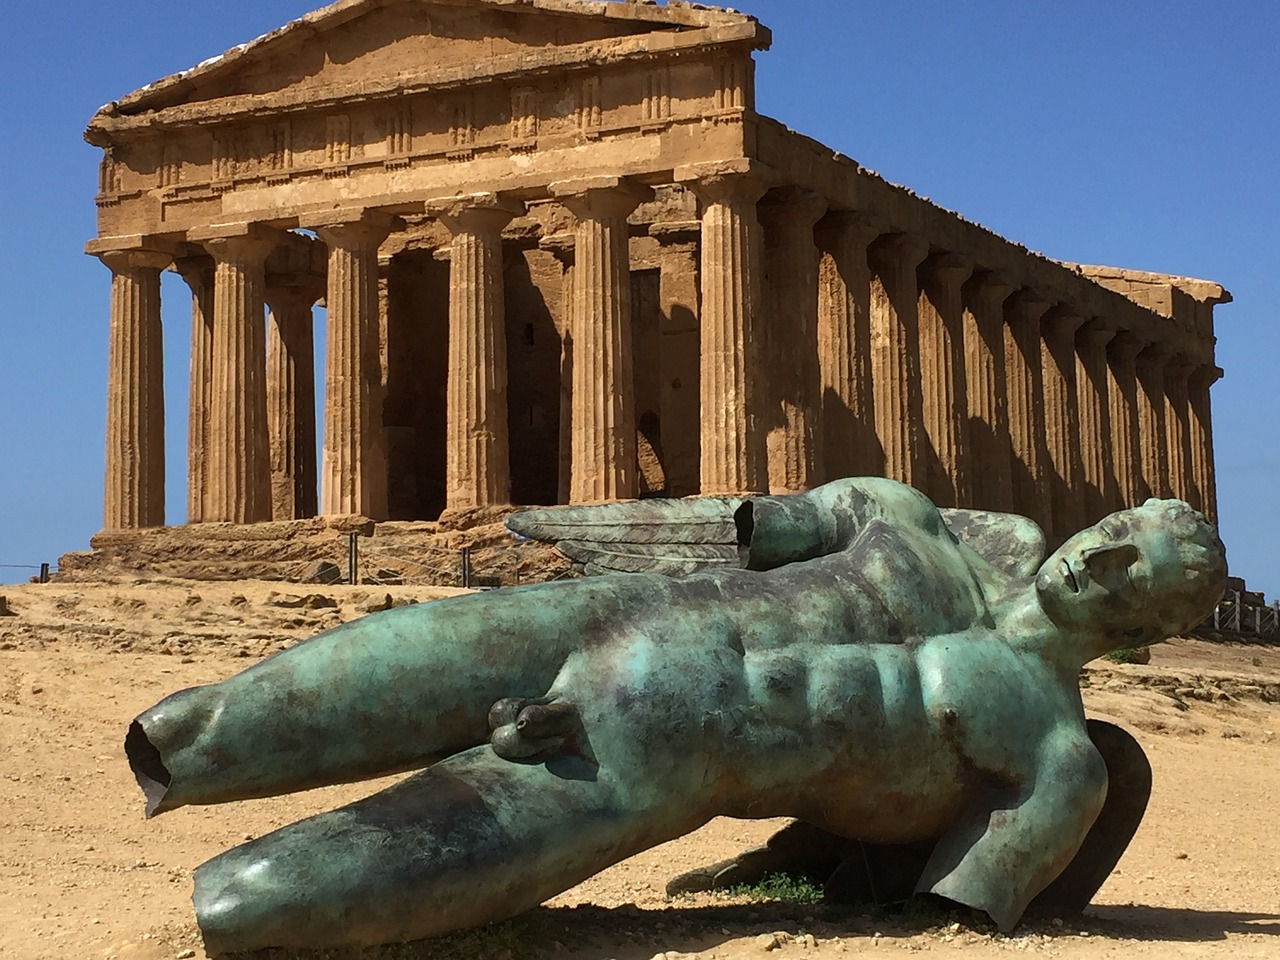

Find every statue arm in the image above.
[916,729,1108,931]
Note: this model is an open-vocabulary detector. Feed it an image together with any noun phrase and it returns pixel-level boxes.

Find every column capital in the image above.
[95,247,173,273]
[1041,306,1087,338]
[1107,329,1147,362]
[538,231,576,265]
[921,252,974,288]
[758,186,828,228]
[549,176,654,220]
[674,159,774,206]
[302,209,396,250]
[1076,318,1117,348]
[264,275,326,312]
[426,193,526,236]
[1137,341,1175,369]
[814,209,880,250]
[1190,364,1224,388]
[869,232,930,271]
[172,255,214,286]
[193,223,281,264]
[1006,288,1051,321]
[1164,359,1196,384]
[965,269,1013,305]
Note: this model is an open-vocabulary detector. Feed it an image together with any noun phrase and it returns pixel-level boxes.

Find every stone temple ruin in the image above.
[80,0,1228,577]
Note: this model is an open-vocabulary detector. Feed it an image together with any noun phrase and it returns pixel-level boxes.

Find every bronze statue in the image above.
[124,478,1225,953]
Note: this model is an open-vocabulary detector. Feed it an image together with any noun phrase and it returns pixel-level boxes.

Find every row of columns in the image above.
[98,172,1220,536]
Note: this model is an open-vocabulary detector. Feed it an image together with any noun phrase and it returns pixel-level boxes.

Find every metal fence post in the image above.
[348,532,359,585]
[39,563,49,584]
[460,547,472,589]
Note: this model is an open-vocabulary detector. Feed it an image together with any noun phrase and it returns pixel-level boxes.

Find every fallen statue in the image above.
[124,478,1226,953]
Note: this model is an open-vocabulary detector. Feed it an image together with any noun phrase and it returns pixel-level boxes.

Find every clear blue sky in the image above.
[1,1,1276,592]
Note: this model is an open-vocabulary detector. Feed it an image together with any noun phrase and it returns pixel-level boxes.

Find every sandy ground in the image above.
[1,578,1279,960]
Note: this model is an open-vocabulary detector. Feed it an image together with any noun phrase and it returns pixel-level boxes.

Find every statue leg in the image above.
[126,585,604,815]
[193,745,694,954]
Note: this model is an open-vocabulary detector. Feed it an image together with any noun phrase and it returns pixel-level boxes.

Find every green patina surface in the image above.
[124,478,1226,954]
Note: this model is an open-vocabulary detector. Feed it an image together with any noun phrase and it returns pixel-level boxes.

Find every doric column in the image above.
[678,164,768,495]
[1003,291,1050,527]
[550,177,654,502]
[1188,365,1222,522]
[429,194,525,513]
[759,187,827,493]
[1135,343,1173,500]
[196,227,277,524]
[918,253,974,507]
[1040,308,1086,539]
[1164,359,1194,504]
[173,256,214,524]
[867,233,930,489]
[961,271,1013,512]
[1106,331,1146,510]
[1074,320,1116,524]
[97,248,172,530]
[309,212,394,518]
[815,212,880,480]
[264,280,323,520]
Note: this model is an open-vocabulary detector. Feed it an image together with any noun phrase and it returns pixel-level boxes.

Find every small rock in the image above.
[757,933,782,951]
[0,595,15,616]
[302,560,344,585]
[30,682,44,694]
[228,594,248,607]
[802,933,817,948]
[177,950,196,959]
[360,593,395,614]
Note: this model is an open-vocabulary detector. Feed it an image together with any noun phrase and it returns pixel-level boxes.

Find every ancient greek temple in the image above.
[85,0,1228,545]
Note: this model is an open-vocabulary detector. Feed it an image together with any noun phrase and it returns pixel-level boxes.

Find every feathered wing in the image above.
[506,495,1047,581]
[505,497,745,576]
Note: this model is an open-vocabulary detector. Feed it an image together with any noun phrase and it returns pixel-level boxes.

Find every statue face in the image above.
[1035,503,1191,641]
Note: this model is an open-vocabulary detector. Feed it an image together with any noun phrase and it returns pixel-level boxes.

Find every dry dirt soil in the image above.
[1,578,1278,960]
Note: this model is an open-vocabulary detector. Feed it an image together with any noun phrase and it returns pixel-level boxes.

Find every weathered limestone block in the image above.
[816,212,881,481]
[310,213,394,519]
[429,194,525,513]
[1003,291,1049,529]
[1040,308,1086,539]
[961,271,1013,513]
[759,187,826,493]
[197,227,278,525]
[98,248,172,531]
[551,177,654,503]
[1106,331,1146,510]
[868,233,929,490]
[1074,320,1117,525]
[918,253,973,508]
[678,163,768,496]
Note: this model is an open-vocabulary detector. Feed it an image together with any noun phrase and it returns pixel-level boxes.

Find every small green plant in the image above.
[1251,656,1263,667]
[724,873,824,904]
[1104,647,1142,664]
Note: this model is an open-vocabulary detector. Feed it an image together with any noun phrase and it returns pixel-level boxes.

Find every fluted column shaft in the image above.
[685,173,768,494]
[1040,309,1086,540]
[552,178,653,502]
[759,188,827,493]
[1004,292,1050,526]
[98,249,171,530]
[202,233,275,524]
[868,234,929,489]
[432,196,524,512]
[314,217,393,518]
[1075,321,1116,525]
[265,282,322,520]
[174,257,214,524]
[918,254,974,507]
[1136,344,1172,501]
[1188,365,1221,522]
[1164,361,1194,505]
[1106,332,1145,510]
[816,213,880,480]
[961,272,1013,512]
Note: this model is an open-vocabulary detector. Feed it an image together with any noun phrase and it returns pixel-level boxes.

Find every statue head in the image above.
[1035,499,1226,655]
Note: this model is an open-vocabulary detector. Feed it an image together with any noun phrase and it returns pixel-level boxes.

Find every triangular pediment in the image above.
[92,0,762,125]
